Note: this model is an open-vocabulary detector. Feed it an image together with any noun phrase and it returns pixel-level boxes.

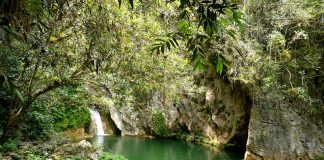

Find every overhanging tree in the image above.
[0,0,120,143]
[0,0,244,143]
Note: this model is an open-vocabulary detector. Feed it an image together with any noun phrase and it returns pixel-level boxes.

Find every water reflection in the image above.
[89,135,243,160]
[93,135,105,148]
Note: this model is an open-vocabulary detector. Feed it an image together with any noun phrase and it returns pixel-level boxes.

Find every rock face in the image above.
[109,106,147,136]
[2,139,100,160]
[64,128,86,139]
[50,140,100,160]
[100,112,114,135]
[105,77,252,147]
[164,78,252,147]
[99,76,324,159]
[245,99,324,160]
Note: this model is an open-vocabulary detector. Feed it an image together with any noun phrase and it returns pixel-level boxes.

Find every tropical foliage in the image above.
[0,1,323,159]
[151,111,168,137]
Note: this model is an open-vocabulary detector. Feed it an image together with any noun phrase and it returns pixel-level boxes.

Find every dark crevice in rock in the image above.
[106,112,121,135]
[227,96,252,157]
[177,122,190,133]
[223,80,253,157]
[225,132,248,155]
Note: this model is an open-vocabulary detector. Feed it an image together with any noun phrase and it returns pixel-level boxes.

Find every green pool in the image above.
[89,135,243,160]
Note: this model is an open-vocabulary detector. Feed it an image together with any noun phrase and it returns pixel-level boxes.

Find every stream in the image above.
[88,135,243,160]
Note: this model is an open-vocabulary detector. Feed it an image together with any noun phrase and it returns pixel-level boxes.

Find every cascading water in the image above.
[89,108,105,135]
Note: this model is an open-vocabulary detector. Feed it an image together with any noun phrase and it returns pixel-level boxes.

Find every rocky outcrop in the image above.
[100,112,114,135]
[105,77,252,148]
[64,128,87,139]
[109,106,147,136]
[245,98,324,160]
[165,78,252,147]
[50,140,100,160]
[101,76,324,159]
[1,139,100,160]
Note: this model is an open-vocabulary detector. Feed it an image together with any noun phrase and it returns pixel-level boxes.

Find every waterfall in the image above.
[89,108,105,135]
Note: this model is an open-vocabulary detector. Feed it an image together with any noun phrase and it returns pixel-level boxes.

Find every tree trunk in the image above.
[0,104,29,144]
[0,118,16,144]
[0,81,67,144]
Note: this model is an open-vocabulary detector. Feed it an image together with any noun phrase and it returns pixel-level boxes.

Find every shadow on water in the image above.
[88,135,244,160]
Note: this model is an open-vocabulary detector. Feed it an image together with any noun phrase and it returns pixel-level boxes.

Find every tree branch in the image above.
[27,57,41,96]
[31,80,66,101]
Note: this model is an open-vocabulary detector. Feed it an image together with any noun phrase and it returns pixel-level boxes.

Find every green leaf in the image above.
[188,44,196,51]
[232,11,247,31]
[166,41,171,51]
[14,89,25,102]
[205,20,213,35]
[191,49,204,64]
[161,45,165,53]
[156,38,166,42]
[193,61,208,71]
[169,39,176,48]
[151,43,163,47]
[193,48,198,57]
[197,47,204,54]
[226,29,237,39]
[172,37,179,47]
[177,19,189,33]
[187,37,194,47]
[150,46,160,51]
[216,58,223,75]
[179,10,188,19]
[150,46,161,54]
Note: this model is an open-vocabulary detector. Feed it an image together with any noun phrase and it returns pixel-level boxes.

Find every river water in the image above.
[89,135,243,160]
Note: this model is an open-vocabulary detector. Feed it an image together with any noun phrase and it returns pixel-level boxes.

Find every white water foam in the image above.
[89,108,105,135]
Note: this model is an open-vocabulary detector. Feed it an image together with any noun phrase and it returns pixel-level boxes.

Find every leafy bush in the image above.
[19,86,91,140]
[151,111,168,137]
[98,152,128,160]
[50,87,91,131]
[1,139,20,152]
[52,105,91,131]
[21,99,55,140]
[26,153,44,160]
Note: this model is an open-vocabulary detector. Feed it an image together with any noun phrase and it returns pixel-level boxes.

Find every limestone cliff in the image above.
[245,98,324,159]
[94,74,323,160]
[103,77,252,148]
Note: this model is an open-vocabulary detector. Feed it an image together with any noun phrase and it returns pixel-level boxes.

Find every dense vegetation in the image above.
[0,0,322,159]
[151,111,168,137]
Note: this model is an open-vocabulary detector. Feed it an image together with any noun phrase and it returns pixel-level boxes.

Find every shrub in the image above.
[53,106,91,131]
[151,111,168,137]
[26,153,44,160]
[19,86,91,140]
[21,101,55,140]
[1,139,20,152]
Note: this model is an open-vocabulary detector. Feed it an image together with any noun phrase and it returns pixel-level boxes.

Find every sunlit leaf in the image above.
[172,37,179,47]
[14,89,25,102]
[216,58,223,75]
